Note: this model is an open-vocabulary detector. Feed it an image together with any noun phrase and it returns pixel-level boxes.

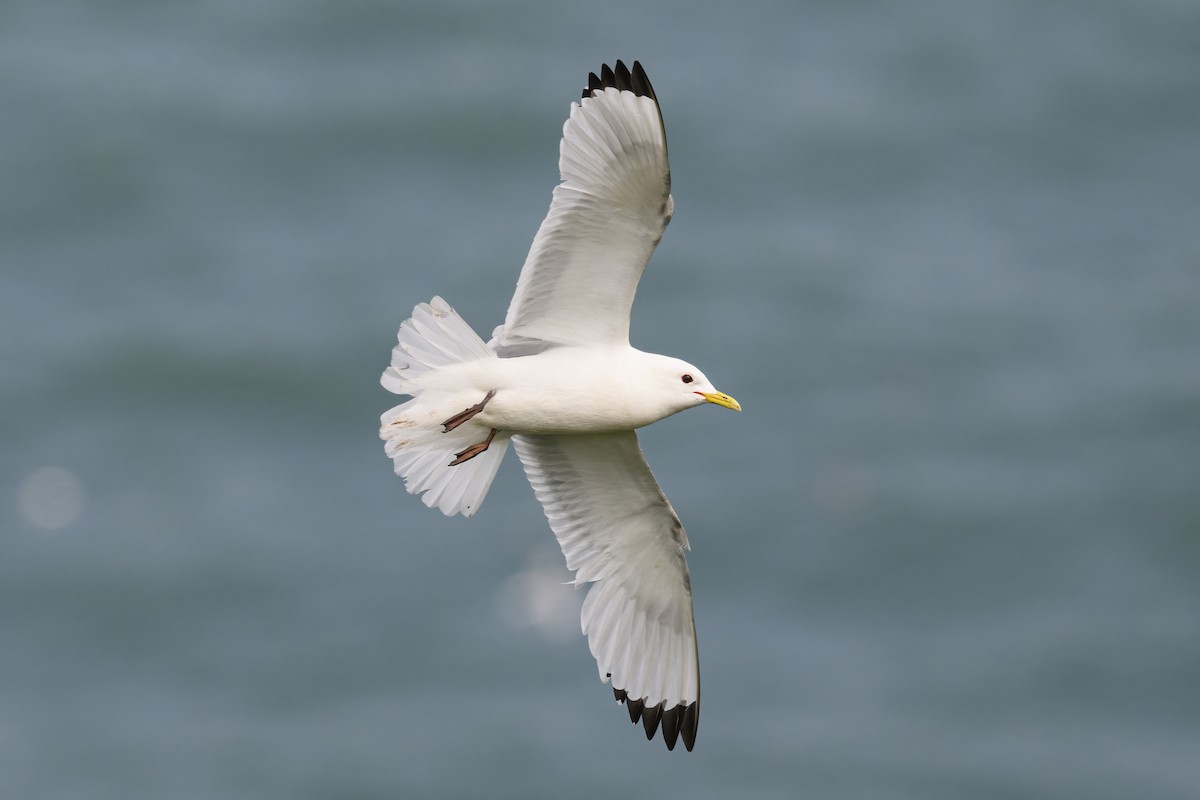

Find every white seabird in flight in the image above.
[379,60,740,752]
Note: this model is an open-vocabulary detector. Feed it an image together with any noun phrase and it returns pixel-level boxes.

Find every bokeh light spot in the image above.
[18,466,85,530]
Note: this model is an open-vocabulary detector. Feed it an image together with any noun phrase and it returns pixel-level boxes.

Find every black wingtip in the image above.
[641,702,663,740]
[660,705,680,751]
[582,60,658,101]
[613,60,632,92]
[612,686,697,751]
[600,63,616,90]
[630,61,657,102]
[584,70,602,99]
[681,701,699,751]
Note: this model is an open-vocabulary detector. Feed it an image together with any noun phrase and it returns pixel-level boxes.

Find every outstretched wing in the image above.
[512,431,700,751]
[491,61,673,356]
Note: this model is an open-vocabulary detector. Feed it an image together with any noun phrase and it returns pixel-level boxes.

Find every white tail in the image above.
[380,297,509,517]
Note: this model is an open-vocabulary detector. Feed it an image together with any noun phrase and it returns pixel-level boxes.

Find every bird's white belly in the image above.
[471,349,670,434]
[480,389,652,434]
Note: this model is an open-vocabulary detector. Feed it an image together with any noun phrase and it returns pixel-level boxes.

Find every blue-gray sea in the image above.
[3,1,1198,798]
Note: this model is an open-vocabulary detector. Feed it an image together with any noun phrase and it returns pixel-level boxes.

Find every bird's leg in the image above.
[448,428,498,466]
[441,389,496,433]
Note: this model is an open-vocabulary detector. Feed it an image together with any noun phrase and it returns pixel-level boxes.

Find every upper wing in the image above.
[491,61,673,356]
[512,431,700,751]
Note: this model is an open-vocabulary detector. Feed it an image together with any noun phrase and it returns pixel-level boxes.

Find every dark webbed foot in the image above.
[448,428,498,466]
[441,390,496,433]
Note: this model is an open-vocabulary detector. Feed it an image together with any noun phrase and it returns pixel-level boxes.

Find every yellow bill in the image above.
[700,391,742,411]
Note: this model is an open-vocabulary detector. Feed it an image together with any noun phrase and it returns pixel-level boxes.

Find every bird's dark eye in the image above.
[681,374,694,384]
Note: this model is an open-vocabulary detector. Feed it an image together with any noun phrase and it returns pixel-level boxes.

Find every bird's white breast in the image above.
[473,347,679,435]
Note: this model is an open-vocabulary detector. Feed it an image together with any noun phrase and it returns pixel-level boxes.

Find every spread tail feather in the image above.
[382,296,494,394]
[381,401,509,517]
[380,297,507,517]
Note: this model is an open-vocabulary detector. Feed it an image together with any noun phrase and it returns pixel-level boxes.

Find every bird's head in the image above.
[653,356,741,415]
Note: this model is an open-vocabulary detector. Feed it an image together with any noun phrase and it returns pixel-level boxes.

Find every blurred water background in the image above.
[3,0,1198,797]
